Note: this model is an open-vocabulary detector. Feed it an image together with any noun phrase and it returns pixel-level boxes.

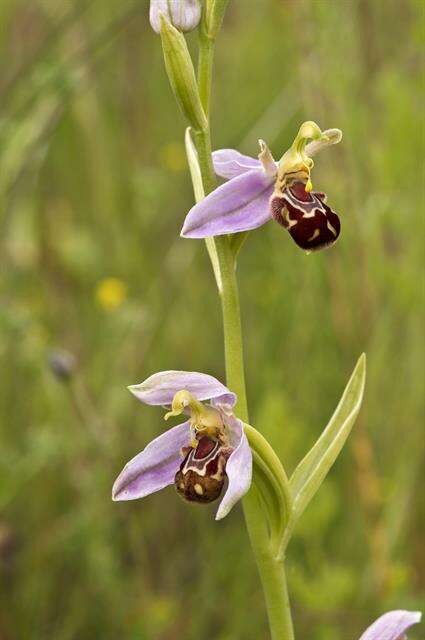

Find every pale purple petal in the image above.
[112,421,190,501]
[359,610,422,640]
[216,417,252,520]
[213,149,262,179]
[181,170,274,238]
[129,371,236,407]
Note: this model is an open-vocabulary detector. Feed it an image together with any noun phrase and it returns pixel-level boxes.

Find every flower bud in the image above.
[150,0,201,34]
[48,349,76,381]
[159,16,207,131]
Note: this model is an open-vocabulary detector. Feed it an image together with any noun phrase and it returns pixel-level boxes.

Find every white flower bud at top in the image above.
[150,0,202,34]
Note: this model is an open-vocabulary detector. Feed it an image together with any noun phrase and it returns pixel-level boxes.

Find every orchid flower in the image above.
[181,121,343,252]
[112,371,252,520]
[149,0,201,34]
[359,610,421,640]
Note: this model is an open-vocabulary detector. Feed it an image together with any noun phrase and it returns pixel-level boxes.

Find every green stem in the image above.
[193,21,295,640]
[198,27,214,115]
[214,237,248,421]
[193,128,216,194]
[244,485,295,640]
[214,234,294,640]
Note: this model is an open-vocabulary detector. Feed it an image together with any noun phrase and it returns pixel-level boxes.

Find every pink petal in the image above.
[129,370,236,408]
[181,170,274,238]
[215,417,252,520]
[213,149,262,179]
[112,422,190,501]
[359,610,422,640]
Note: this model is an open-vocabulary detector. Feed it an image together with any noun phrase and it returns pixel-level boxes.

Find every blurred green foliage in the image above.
[0,0,424,638]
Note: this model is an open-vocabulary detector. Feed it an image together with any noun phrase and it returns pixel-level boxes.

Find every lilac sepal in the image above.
[129,370,236,408]
[212,149,262,179]
[359,610,422,640]
[112,421,190,501]
[149,0,201,34]
[216,416,252,520]
[181,169,274,238]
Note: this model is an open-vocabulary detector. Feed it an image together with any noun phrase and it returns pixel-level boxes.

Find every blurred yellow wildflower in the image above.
[159,141,186,172]
[96,277,127,310]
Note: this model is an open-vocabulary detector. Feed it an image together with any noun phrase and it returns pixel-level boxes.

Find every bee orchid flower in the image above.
[112,371,252,520]
[181,121,343,252]
[359,610,421,640]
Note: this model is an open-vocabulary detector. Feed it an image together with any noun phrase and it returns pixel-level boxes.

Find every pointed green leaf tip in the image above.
[289,353,366,521]
[205,0,230,39]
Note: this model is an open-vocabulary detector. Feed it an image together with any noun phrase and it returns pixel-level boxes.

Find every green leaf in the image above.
[184,127,204,202]
[184,128,222,292]
[251,452,283,546]
[290,353,366,520]
[244,423,292,554]
[205,0,230,39]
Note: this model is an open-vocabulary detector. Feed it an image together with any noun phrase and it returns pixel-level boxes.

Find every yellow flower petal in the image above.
[96,278,127,310]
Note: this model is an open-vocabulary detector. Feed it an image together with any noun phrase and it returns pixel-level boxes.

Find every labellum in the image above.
[270,181,340,252]
[175,436,232,503]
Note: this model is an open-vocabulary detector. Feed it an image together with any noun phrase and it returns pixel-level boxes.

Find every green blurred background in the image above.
[0,0,424,638]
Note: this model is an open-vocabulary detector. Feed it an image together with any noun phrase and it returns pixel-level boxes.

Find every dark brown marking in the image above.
[174,436,232,504]
[270,181,340,251]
